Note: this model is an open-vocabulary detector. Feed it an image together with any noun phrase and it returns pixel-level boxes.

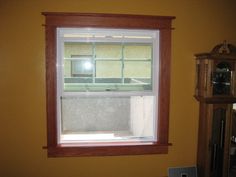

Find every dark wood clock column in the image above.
[194,42,236,177]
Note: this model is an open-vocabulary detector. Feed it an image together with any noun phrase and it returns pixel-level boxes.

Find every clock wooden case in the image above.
[194,42,236,177]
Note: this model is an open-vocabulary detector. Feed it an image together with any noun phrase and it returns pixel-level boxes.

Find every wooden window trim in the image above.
[42,12,175,157]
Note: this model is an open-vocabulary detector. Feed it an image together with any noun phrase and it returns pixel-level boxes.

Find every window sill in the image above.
[45,143,172,157]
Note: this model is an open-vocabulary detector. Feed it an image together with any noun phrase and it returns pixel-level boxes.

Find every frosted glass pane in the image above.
[60,96,156,142]
[61,97,130,132]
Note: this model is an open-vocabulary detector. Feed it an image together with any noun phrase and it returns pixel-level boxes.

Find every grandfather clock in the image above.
[194,41,236,177]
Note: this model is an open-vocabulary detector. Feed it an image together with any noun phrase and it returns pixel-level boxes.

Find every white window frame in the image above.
[56,28,160,144]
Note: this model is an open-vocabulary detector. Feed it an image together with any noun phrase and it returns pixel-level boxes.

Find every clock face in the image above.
[212,62,231,95]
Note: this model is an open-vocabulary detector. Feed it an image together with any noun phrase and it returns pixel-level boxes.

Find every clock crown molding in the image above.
[195,41,236,60]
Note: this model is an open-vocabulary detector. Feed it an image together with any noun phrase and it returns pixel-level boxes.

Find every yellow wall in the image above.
[1,0,236,177]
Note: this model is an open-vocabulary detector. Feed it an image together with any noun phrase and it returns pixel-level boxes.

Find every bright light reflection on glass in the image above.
[83,61,92,70]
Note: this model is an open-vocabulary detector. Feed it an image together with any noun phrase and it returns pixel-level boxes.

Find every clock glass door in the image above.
[212,62,231,95]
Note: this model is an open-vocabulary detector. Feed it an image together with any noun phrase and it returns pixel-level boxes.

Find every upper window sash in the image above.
[57,28,160,96]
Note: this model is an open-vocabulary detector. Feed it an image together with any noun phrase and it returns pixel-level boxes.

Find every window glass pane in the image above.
[96,61,121,78]
[124,45,152,60]
[71,59,93,77]
[64,42,92,57]
[124,61,152,91]
[64,60,71,77]
[60,96,155,142]
[124,61,151,78]
[96,44,122,59]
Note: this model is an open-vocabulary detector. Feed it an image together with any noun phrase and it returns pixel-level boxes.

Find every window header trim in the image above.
[42,12,175,30]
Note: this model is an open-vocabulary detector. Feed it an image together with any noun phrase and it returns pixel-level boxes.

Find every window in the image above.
[59,28,157,143]
[42,12,175,157]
